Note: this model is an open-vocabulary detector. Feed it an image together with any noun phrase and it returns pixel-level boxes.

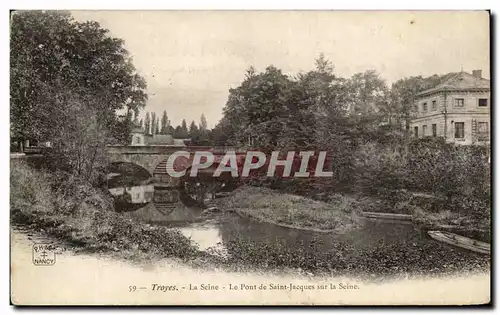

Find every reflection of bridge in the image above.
[106,145,244,186]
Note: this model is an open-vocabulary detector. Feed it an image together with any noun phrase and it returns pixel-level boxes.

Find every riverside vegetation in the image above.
[11,159,490,278]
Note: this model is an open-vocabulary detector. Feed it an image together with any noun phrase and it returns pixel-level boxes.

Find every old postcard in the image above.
[10,10,491,305]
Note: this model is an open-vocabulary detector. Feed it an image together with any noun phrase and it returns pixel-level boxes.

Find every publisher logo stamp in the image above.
[32,243,56,266]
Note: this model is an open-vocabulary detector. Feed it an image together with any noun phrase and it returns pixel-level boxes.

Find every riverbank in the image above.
[10,161,490,280]
[211,186,362,233]
[10,230,490,305]
[349,189,491,242]
[10,160,201,261]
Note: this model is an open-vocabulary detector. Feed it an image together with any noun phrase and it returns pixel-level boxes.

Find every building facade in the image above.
[410,70,490,145]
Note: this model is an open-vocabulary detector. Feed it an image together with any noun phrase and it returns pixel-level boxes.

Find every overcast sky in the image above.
[71,11,490,128]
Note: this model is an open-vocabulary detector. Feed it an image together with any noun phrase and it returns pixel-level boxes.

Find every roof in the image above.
[418,71,490,96]
[145,134,174,145]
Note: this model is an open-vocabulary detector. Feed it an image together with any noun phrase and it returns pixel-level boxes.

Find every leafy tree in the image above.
[151,112,157,135]
[173,120,189,138]
[45,95,109,182]
[10,11,147,182]
[161,110,170,134]
[10,11,147,145]
[199,113,208,131]
[180,119,188,138]
[144,112,151,134]
[221,65,293,150]
[315,52,334,74]
[166,125,175,136]
[346,70,388,119]
[388,73,459,131]
[189,120,199,138]
[173,125,182,138]
[389,76,427,131]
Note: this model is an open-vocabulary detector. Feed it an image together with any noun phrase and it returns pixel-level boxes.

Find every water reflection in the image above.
[109,184,155,204]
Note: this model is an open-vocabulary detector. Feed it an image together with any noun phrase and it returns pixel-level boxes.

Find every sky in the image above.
[71,11,490,128]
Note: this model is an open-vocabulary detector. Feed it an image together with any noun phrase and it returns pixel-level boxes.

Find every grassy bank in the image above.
[10,160,200,260]
[211,186,362,233]
[356,189,491,241]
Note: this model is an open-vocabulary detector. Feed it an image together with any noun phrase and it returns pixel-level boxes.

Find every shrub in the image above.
[353,141,408,194]
[10,160,54,217]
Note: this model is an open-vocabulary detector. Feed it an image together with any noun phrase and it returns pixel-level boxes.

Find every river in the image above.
[109,182,490,278]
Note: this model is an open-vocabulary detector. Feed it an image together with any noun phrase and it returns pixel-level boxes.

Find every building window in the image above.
[478,122,488,133]
[478,98,488,107]
[454,98,465,107]
[432,100,437,110]
[422,125,427,136]
[454,122,465,139]
[432,124,437,137]
[414,126,418,138]
[422,102,427,112]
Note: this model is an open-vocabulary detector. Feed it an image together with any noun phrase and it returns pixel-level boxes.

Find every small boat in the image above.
[361,211,413,221]
[428,231,490,255]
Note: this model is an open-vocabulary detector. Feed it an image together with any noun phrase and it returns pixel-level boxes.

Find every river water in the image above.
[109,182,490,277]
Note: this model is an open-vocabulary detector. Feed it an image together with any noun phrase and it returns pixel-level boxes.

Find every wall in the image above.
[445,91,490,115]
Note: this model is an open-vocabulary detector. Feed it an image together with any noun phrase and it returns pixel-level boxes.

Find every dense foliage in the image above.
[212,55,490,225]
[11,11,148,181]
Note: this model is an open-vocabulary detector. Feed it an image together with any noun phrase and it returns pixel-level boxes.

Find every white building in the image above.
[410,70,490,145]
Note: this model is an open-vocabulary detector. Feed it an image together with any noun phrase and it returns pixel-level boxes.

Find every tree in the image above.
[10,11,147,145]
[155,116,160,134]
[189,120,199,139]
[388,73,459,131]
[161,110,170,134]
[44,94,110,183]
[151,112,157,135]
[199,113,208,131]
[389,76,426,131]
[221,65,293,150]
[173,120,189,138]
[166,125,175,136]
[173,125,183,138]
[315,52,334,74]
[132,111,139,126]
[346,70,388,119]
[180,119,188,138]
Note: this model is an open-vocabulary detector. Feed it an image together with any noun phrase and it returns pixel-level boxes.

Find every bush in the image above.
[406,138,490,197]
[10,160,54,217]
[353,142,408,194]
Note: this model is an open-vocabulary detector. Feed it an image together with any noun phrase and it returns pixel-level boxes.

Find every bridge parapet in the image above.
[105,145,246,183]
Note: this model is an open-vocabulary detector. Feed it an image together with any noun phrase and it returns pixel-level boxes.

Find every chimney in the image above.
[472,69,482,78]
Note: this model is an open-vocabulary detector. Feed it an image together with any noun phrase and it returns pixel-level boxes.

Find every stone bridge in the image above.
[105,145,244,185]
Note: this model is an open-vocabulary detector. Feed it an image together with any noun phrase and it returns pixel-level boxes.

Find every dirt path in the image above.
[10,229,490,305]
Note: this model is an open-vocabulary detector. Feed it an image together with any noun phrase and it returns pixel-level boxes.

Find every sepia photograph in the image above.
[9,10,491,305]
